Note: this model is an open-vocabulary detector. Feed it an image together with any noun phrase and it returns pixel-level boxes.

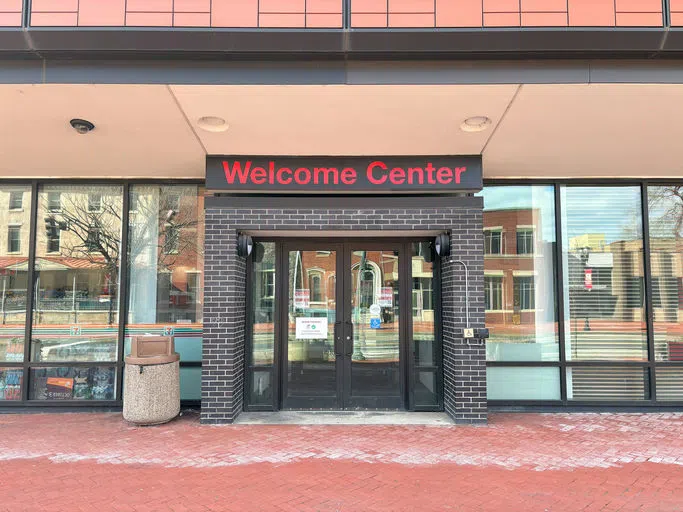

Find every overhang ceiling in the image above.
[0,82,681,180]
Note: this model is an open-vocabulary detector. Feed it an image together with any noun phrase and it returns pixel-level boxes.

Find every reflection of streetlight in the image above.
[579,246,591,332]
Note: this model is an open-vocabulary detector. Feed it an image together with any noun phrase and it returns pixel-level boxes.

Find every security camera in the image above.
[70,119,95,134]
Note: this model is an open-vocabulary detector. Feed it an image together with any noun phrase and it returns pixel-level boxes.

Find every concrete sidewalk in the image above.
[0,411,681,511]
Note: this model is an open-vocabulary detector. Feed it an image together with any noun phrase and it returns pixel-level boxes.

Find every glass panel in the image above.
[248,241,276,408]
[0,368,23,400]
[30,366,116,400]
[350,250,400,399]
[250,369,273,406]
[180,366,201,401]
[125,185,204,361]
[647,186,683,362]
[127,185,204,326]
[286,250,337,401]
[31,185,122,363]
[251,242,275,366]
[412,242,437,367]
[486,367,561,400]
[480,186,559,362]
[566,366,648,401]
[414,370,438,406]
[0,186,31,363]
[561,186,647,361]
[655,367,683,401]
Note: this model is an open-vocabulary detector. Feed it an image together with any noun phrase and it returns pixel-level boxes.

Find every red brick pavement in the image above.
[0,412,682,511]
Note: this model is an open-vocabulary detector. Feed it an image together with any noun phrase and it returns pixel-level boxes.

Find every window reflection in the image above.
[31,185,122,365]
[561,186,647,362]
[481,186,559,363]
[0,186,31,363]
[251,242,276,366]
[412,242,439,407]
[248,242,276,406]
[648,186,683,365]
[125,185,204,399]
[127,185,204,326]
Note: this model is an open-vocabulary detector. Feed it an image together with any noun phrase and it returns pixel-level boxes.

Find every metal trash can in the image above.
[123,336,180,425]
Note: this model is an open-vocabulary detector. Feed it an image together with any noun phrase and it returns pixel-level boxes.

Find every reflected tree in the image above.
[649,185,683,239]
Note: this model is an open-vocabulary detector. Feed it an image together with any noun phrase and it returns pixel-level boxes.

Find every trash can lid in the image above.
[125,352,180,365]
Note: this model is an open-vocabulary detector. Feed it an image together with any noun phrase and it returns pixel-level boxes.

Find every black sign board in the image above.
[206,156,482,193]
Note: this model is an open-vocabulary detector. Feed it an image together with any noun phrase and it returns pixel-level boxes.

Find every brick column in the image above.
[442,208,487,424]
[201,210,246,424]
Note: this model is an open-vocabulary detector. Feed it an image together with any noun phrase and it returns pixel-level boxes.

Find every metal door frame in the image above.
[244,236,443,412]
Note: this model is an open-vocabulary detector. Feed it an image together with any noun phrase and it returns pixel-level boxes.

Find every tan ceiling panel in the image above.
[484,83,683,179]
[170,84,519,156]
[0,84,205,178]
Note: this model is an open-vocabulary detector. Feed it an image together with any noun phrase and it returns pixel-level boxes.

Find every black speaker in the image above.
[237,234,253,258]
[434,233,451,258]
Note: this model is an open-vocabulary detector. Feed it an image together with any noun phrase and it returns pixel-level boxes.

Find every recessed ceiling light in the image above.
[460,116,492,133]
[197,116,229,133]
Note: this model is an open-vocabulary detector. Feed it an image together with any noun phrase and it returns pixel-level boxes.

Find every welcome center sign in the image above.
[206,156,483,193]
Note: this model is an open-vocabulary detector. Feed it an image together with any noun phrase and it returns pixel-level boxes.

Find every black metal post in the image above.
[641,183,657,401]
[115,183,130,402]
[20,180,39,402]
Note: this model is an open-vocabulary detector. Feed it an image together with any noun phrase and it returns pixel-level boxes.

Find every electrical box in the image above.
[463,328,474,339]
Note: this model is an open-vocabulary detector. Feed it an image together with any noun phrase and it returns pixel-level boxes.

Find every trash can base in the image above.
[123,360,180,426]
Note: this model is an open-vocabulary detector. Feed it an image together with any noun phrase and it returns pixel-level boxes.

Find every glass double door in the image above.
[283,242,404,409]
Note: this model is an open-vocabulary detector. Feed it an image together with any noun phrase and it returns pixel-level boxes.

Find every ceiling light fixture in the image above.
[460,116,492,133]
[197,116,229,133]
[70,118,95,134]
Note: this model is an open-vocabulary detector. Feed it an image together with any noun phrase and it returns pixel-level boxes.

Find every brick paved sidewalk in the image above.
[0,412,682,511]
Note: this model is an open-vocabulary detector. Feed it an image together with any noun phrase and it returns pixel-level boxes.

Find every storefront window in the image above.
[125,185,204,400]
[31,185,122,367]
[30,366,116,400]
[249,242,276,406]
[482,186,559,363]
[648,186,682,365]
[561,186,647,362]
[127,185,203,327]
[0,186,31,364]
[481,186,560,400]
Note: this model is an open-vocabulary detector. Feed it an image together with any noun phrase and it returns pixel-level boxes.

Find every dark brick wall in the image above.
[442,209,486,424]
[202,225,246,424]
[201,198,485,424]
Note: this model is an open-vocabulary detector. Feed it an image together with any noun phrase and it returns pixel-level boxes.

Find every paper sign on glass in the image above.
[295,317,328,339]
[378,287,393,307]
[294,289,310,308]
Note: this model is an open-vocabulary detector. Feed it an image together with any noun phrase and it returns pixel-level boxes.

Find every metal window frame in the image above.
[0,178,203,407]
[483,179,683,408]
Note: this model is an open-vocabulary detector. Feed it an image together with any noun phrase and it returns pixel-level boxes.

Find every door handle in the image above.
[344,321,353,357]
[333,321,342,357]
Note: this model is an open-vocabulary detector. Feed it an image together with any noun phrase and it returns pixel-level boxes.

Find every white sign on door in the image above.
[295,317,328,339]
